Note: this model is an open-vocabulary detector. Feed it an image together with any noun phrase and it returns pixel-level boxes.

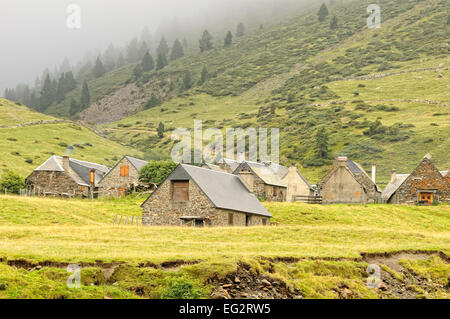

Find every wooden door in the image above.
[419,192,433,205]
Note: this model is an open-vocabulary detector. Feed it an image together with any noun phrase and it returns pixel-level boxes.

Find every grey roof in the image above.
[382,174,410,201]
[126,156,148,171]
[233,161,287,188]
[221,158,242,172]
[346,159,381,192]
[34,155,109,187]
[143,164,272,218]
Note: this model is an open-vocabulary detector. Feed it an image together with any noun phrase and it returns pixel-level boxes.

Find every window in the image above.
[195,219,204,227]
[262,218,267,226]
[172,181,189,201]
[81,186,85,192]
[228,213,234,226]
[120,166,130,177]
[273,187,278,196]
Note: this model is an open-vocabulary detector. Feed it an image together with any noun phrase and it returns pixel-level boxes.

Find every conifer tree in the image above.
[141,51,155,72]
[156,53,168,70]
[170,39,184,61]
[80,80,90,109]
[199,30,213,53]
[116,53,126,68]
[330,15,338,29]
[157,36,169,56]
[236,23,245,37]
[92,56,106,78]
[157,122,165,138]
[318,3,329,22]
[200,66,209,84]
[224,31,233,47]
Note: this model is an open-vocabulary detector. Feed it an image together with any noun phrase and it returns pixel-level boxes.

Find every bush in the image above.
[0,171,25,194]
[160,276,207,299]
[139,161,178,185]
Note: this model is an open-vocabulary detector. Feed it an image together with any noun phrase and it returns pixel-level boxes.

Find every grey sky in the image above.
[0,0,310,94]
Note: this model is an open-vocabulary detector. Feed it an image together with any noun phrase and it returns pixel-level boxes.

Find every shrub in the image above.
[139,161,178,185]
[0,171,25,194]
[160,276,207,299]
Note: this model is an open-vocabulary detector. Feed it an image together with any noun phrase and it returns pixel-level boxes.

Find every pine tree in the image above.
[80,80,90,109]
[39,74,55,111]
[141,51,155,72]
[157,122,165,138]
[314,127,329,159]
[182,37,188,49]
[170,39,184,61]
[157,36,169,56]
[69,97,80,115]
[116,53,125,68]
[236,23,245,37]
[224,31,233,47]
[156,53,168,70]
[318,3,329,22]
[126,38,140,63]
[183,71,193,90]
[55,73,66,102]
[103,43,117,71]
[199,30,213,53]
[133,64,143,79]
[330,15,338,29]
[92,56,106,78]
[138,41,149,59]
[200,66,209,84]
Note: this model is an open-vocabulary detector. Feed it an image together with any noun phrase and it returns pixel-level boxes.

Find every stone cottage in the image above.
[317,157,381,204]
[204,159,313,202]
[382,155,449,205]
[98,156,148,197]
[232,161,287,202]
[26,155,109,198]
[141,164,272,227]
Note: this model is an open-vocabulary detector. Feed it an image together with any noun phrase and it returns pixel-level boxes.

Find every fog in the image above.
[0,0,314,95]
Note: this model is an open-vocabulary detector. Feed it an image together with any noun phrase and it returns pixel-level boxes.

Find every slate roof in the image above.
[126,156,148,171]
[142,164,272,218]
[382,174,410,201]
[34,155,109,187]
[232,161,287,188]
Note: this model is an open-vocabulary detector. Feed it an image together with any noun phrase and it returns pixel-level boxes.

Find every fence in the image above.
[113,214,143,226]
[292,195,323,204]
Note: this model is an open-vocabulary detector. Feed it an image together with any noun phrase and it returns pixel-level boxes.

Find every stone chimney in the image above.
[62,156,70,171]
[334,156,348,168]
[238,171,254,193]
[391,169,397,183]
[371,164,377,183]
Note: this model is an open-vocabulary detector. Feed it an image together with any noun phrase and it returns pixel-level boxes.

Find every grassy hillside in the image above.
[0,98,143,177]
[76,0,448,186]
[0,195,448,299]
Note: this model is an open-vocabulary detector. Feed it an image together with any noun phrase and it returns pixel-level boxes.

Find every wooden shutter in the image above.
[120,166,130,177]
[90,171,95,184]
[172,181,189,201]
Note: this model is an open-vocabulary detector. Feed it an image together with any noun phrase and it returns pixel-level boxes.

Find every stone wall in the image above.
[283,167,313,202]
[142,179,270,227]
[391,159,450,204]
[353,173,381,204]
[98,157,140,197]
[235,167,286,202]
[319,167,367,204]
[26,171,87,197]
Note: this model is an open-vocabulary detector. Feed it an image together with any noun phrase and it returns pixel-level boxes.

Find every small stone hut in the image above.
[98,156,148,197]
[141,164,272,227]
[382,155,450,205]
[25,155,109,198]
[317,157,381,204]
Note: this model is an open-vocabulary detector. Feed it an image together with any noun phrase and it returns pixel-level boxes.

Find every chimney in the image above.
[391,169,397,183]
[334,156,348,168]
[62,156,70,171]
[238,171,254,193]
[371,164,377,183]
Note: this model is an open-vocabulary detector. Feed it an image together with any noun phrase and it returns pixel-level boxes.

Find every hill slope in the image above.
[0,98,143,177]
[39,0,449,186]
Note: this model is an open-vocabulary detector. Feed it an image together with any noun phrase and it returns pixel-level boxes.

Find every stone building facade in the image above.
[233,162,287,202]
[384,157,449,205]
[25,155,109,198]
[98,156,148,197]
[318,157,381,204]
[141,164,272,227]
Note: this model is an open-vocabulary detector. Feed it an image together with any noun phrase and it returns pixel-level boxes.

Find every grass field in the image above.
[0,98,143,177]
[0,195,448,299]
